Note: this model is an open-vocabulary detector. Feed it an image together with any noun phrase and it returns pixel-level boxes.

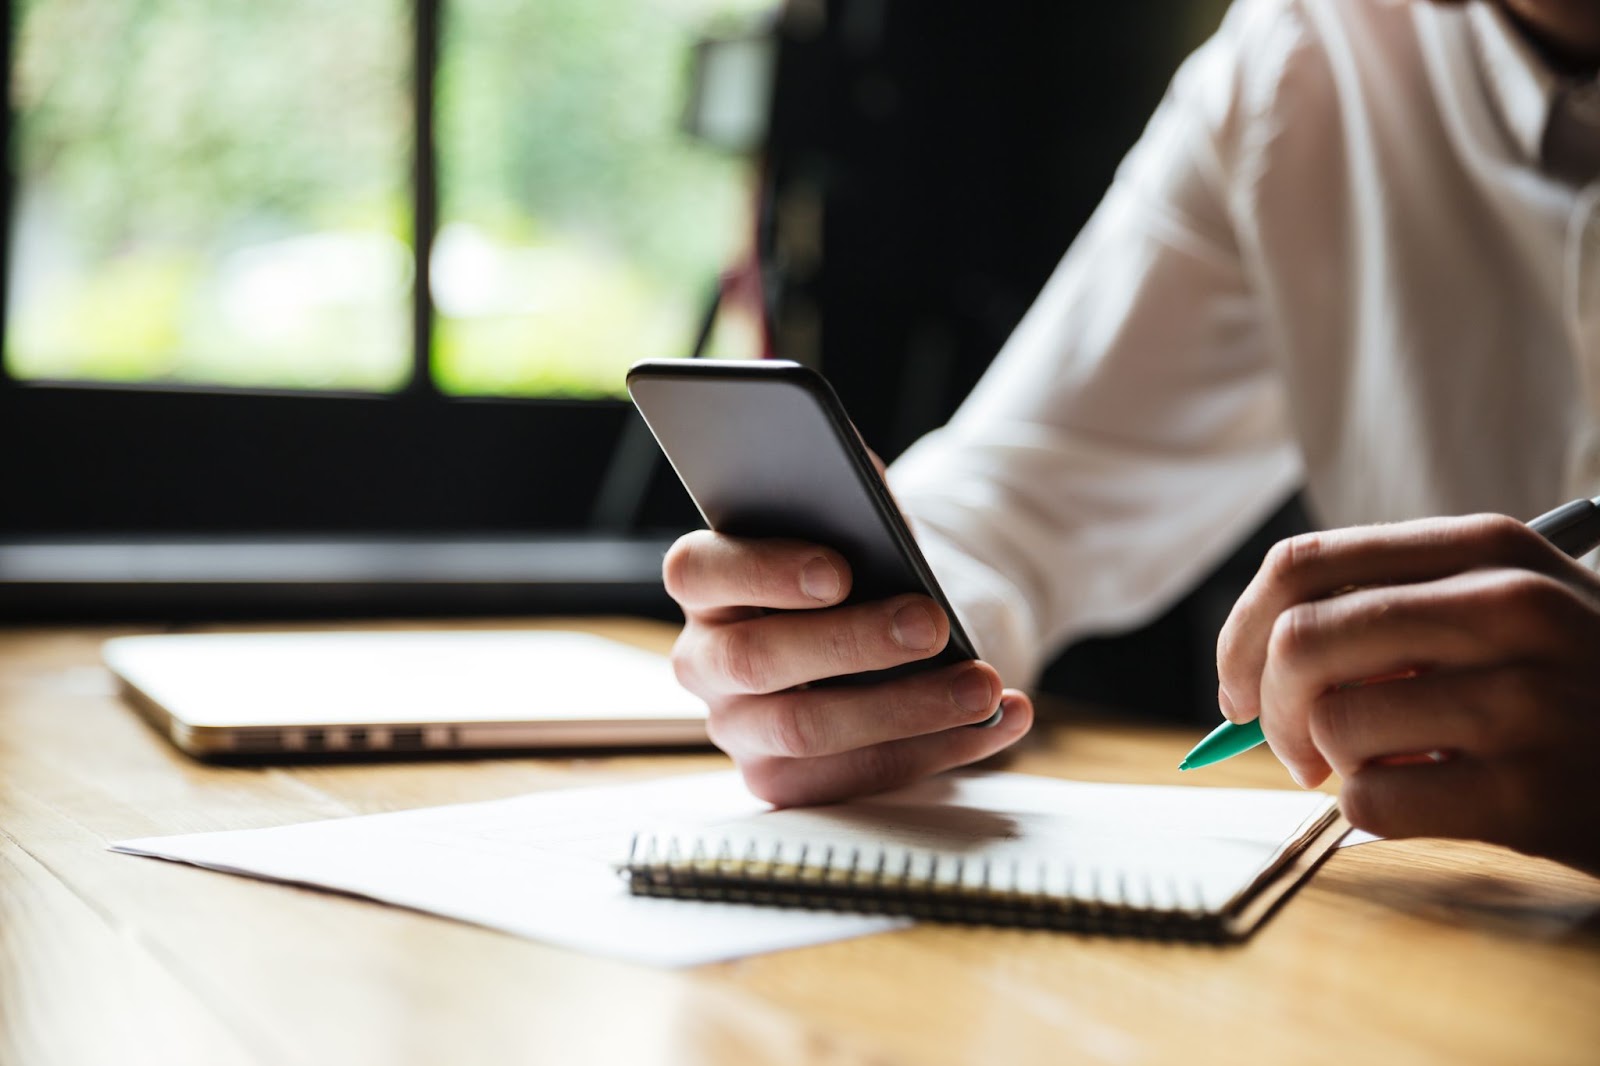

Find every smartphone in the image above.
[626,359,986,694]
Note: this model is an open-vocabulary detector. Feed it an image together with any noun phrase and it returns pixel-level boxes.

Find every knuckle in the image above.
[1460,513,1542,562]
[855,742,912,791]
[1520,572,1577,619]
[1262,531,1326,588]
[1478,569,1544,609]
[1261,537,1301,584]
[765,696,824,758]
[1474,571,1575,637]
[1266,602,1321,666]
[820,620,868,675]
[1281,531,1326,574]
[669,627,712,696]
[736,551,777,606]
[1307,696,1358,772]
[716,626,773,693]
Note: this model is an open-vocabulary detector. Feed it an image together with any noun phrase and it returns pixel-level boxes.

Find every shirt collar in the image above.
[1466,2,1559,165]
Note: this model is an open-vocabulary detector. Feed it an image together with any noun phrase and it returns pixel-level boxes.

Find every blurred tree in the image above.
[9,0,763,395]
[14,0,410,251]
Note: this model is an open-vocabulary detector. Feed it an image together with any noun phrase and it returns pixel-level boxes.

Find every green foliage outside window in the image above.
[7,0,761,396]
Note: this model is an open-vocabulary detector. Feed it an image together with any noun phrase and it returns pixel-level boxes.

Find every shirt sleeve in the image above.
[888,0,1308,688]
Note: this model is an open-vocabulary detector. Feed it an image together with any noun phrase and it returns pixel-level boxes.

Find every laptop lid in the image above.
[104,630,710,757]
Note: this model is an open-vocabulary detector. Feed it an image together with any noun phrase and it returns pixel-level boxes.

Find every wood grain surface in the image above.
[3,619,1597,1066]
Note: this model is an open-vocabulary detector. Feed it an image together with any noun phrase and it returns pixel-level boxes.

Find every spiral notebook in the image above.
[620,772,1347,940]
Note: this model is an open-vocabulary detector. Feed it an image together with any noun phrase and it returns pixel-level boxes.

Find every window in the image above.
[433,0,761,397]
[10,0,414,392]
[2,0,766,542]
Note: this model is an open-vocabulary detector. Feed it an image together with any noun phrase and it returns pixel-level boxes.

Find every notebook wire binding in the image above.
[619,832,1242,941]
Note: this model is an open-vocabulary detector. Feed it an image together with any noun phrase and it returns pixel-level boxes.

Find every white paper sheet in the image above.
[113,770,1338,966]
[1340,829,1382,848]
[112,772,906,968]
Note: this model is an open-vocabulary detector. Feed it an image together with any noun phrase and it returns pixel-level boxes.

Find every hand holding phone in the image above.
[628,360,1033,807]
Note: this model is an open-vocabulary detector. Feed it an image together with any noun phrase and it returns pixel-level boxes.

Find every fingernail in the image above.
[891,602,938,650]
[1218,684,1237,722]
[951,668,996,714]
[800,557,841,602]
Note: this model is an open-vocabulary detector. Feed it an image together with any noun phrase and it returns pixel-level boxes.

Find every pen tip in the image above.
[1178,761,1191,771]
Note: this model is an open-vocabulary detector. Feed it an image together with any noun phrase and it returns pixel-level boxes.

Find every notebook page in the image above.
[641,772,1338,912]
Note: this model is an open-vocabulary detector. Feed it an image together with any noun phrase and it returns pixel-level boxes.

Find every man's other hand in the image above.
[1217,515,1600,875]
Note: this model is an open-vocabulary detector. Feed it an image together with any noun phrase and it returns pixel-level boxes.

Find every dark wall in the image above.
[766,2,1229,456]
[765,0,1309,720]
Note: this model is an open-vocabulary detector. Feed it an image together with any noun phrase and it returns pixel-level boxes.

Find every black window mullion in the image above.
[410,0,441,398]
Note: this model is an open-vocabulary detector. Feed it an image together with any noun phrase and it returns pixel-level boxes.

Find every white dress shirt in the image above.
[888,0,1600,688]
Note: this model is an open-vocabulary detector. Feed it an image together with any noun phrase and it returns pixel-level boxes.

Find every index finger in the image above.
[662,530,853,620]
[1216,515,1556,724]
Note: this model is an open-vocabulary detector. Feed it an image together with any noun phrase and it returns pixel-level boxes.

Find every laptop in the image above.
[103,629,710,757]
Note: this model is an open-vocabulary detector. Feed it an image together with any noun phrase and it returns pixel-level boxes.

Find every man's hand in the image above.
[1216,514,1600,874]
[663,530,1033,807]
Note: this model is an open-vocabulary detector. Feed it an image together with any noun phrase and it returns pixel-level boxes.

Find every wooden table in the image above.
[4,619,1598,1066]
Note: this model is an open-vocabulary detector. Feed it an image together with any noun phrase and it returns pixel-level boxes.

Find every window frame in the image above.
[0,0,682,539]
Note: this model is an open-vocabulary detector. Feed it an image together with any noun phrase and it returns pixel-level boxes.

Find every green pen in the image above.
[1178,494,1600,772]
[1179,717,1265,771]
